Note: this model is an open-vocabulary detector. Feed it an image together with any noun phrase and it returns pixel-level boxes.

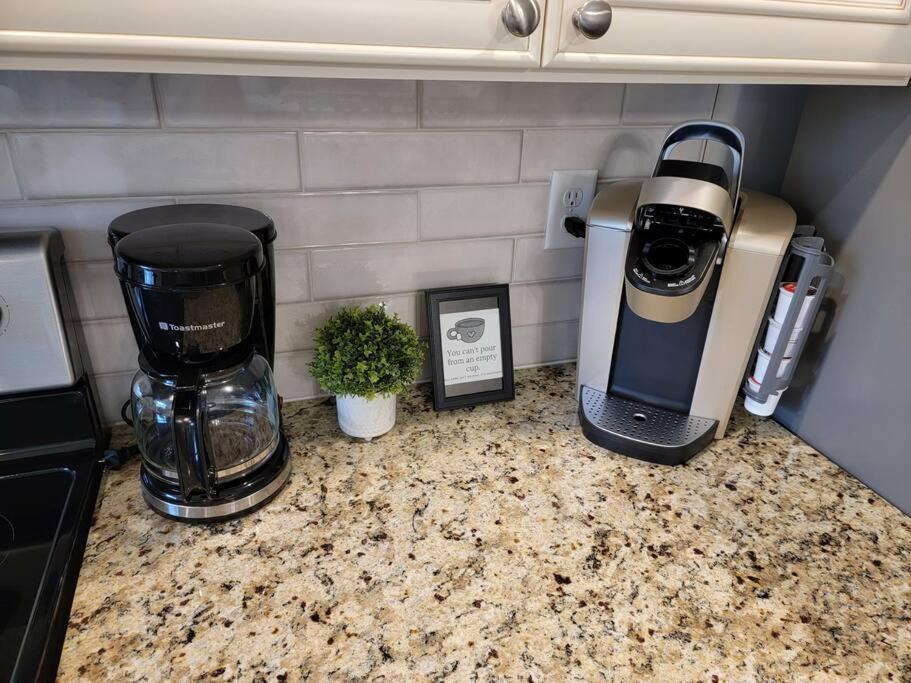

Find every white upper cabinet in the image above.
[1,0,910,83]
[542,0,911,83]
[0,0,545,70]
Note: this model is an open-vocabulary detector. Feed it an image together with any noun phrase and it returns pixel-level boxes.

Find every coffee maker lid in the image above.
[114,223,264,289]
[108,203,276,248]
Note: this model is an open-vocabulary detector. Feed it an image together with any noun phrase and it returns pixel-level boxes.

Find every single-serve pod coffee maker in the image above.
[743,233,835,416]
[576,121,797,465]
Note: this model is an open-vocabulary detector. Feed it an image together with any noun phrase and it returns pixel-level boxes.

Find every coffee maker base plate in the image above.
[579,386,717,466]
[140,436,292,522]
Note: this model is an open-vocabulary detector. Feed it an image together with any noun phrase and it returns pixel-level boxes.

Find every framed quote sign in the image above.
[425,284,514,411]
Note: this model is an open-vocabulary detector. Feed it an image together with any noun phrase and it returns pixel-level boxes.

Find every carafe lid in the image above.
[114,223,263,289]
[108,203,276,248]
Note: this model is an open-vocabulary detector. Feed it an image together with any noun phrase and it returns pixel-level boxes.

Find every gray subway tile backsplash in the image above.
[273,350,320,402]
[621,84,717,124]
[419,184,547,240]
[521,127,667,182]
[157,75,417,129]
[79,318,137,375]
[420,81,624,128]
[0,72,158,129]
[0,198,173,261]
[301,131,521,190]
[273,250,311,304]
[0,73,801,422]
[91,371,135,426]
[512,321,580,368]
[509,280,583,328]
[66,261,128,321]
[309,239,514,300]
[512,237,584,283]
[10,131,301,198]
[276,293,423,354]
[179,191,418,249]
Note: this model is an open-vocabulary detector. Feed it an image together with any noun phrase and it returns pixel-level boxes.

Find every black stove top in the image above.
[0,470,76,680]
[0,379,107,682]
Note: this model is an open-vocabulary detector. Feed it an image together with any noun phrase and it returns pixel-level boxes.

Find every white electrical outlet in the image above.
[544,169,598,250]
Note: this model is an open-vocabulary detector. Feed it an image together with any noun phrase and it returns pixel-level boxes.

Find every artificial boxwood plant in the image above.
[309,304,424,399]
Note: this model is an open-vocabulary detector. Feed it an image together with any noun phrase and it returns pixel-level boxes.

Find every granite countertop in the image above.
[59,364,911,681]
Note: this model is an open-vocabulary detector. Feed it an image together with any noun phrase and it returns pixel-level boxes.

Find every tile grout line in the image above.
[0,179,612,209]
[281,277,582,311]
[702,85,722,163]
[0,174,641,205]
[85,314,581,373]
[149,74,165,129]
[709,84,722,120]
[0,123,674,135]
[516,128,525,183]
[618,83,629,124]
[415,189,423,240]
[273,320,581,360]
[304,248,315,302]
[2,133,26,201]
[295,130,305,192]
[62,230,577,266]
[0,193,180,208]
[294,130,306,193]
[77,273,584,325]
[0,183,550,211]
[415,81,423,129]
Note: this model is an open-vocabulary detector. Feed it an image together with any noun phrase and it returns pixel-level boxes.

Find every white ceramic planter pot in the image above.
[336,393,397,441]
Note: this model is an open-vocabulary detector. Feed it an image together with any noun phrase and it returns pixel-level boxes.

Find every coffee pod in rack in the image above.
[752,348,792,383]
[764,317,802,356]
[744,377,784,417]
[773,282,817,328]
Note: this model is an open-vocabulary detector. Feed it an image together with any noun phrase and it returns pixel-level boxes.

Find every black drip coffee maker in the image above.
[110,206,290,521]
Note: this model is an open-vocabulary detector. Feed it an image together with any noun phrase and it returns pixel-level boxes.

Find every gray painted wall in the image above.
[778,85,911,515]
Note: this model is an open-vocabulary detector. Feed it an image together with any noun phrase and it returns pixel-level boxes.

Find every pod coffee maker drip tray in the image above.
[579,386,717,466]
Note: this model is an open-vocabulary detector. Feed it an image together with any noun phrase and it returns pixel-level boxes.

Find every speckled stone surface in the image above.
[59,364,911,681]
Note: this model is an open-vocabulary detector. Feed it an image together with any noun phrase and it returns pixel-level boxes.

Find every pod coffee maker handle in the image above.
[656,120,746,206]
[172,368,217,499]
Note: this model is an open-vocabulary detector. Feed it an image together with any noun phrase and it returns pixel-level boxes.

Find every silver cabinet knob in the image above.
[573,0,613,39]
[501,0,541,38]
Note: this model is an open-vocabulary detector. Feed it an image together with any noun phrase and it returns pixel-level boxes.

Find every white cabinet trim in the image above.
[0,30,542,70]
[544,52,911,84]
[612,0,910,24]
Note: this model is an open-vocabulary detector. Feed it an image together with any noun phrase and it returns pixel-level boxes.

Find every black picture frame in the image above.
[425,283,514,411]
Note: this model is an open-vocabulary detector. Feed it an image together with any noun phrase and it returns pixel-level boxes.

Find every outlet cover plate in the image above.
[544,169,598,250]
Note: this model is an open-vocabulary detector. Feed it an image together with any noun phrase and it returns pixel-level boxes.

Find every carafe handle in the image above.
[172,368,217,499]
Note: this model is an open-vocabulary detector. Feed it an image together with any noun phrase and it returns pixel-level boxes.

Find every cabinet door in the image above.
[0,0,545,71]
[542,0,911,84]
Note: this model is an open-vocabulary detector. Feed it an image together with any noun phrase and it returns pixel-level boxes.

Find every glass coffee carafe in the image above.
[131,353,281,489]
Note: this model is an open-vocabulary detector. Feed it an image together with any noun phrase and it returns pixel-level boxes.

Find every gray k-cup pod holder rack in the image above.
[744,233,835,405]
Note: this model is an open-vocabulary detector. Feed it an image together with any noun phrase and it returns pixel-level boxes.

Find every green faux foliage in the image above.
[309,304,424,399]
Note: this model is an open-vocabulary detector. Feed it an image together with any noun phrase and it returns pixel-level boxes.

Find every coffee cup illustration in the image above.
[447,317,485,343]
